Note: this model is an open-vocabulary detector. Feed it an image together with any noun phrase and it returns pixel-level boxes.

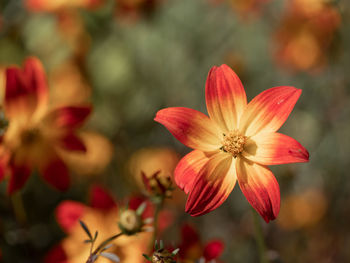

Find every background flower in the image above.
[0,0,349,262]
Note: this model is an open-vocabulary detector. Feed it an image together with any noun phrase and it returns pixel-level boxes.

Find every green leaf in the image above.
[142,254,152,261]
[93,231,98,242]
[136,202,147,216]
[79,220,92,240]
[172,248,180,255]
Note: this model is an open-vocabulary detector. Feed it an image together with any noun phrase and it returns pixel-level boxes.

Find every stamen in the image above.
[221,130,247,158]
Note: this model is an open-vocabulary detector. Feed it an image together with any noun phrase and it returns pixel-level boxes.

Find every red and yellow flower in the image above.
[154,64,309,222]
[0,57,91,194]
[45,185,168,263]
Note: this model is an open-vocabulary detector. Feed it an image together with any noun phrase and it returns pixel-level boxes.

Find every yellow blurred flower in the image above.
[128,147,179,189]
[49,60,91,108]
[277,188,328,230]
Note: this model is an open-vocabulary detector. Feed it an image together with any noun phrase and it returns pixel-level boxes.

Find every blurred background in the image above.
[0,0,350,262]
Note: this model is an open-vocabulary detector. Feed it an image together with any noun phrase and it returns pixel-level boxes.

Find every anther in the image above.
[221,130,247,158]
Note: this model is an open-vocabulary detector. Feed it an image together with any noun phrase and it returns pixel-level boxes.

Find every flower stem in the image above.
[252,208,270,263]
[151,199,163,248]
[11,191,27,225]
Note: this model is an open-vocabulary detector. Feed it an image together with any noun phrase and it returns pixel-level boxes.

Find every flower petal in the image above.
[174,150,210,194]
[5,57,48,119]
[239,86,301,137]
[39,154,70,191]
[55,200,85,233]
[185,153,236,216]
[44,244,68,263]
[243,132,309,165]
[236,158,280,223]
[206,64,247,132]
[45,106,92,130]
[0,159,5,182]
[89,185,117,211]
[59,133,87,152]
[8,164,31,194]
[203,240,225,260]
[154,107,222,151]
[179,224,200,259]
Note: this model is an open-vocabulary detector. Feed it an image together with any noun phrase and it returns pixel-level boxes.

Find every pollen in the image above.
[221,130,247,158]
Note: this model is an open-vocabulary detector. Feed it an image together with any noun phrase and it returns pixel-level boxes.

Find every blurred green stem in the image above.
[252,208,270,263]
[11,191,27,225]
[151,198,164,248]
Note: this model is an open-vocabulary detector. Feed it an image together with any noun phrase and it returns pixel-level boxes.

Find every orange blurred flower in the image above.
[229,0,270,17]
[277,188,328,230]
[273,0,340,72]
[26,0,103,12]
[0,57,91,194]
[45,185,168,263]
[155,64,309,222]
[0,67,5,109]
[212,0,270,18]
[178,224,224,263]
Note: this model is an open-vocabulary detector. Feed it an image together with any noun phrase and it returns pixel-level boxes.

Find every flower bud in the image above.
[118,209,142,235]
[151,249,176,263]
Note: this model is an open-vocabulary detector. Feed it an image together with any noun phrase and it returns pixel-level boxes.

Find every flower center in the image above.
[221,130,247,158]
[21,128,41,146]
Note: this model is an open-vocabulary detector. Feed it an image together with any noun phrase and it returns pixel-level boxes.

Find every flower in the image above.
[143,240,179,263]
[25,0,103,12]
[61,131,114,176]
[127,147,186,206]
[277,188,327,230]
[45,185,154,263]
[273,0,340,72]
[178,224,224,263]
[0,57,91,194]
[154,64,309,222]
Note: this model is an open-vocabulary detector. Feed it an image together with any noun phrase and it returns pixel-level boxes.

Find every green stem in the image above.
[252,208,270,263]
[151,198,163,249]
[11,191,27,225]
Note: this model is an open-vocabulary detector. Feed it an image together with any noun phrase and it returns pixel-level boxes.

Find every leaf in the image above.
[93,231,98,242]
[172,248,180,255]
[136,202,147,216]
[143,254,152,261]
[94,233,123,254]
[79,220,92,240]
[100,252,120,262]
[101,243,114,252]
